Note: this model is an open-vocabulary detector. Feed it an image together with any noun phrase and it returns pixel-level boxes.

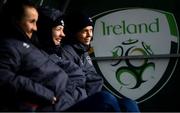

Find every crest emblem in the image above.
[92,8,179,102]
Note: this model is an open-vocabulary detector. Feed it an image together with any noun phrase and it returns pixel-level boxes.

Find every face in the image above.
[76,26,93,46]
[52,25,65,45]
[18,6,38,39]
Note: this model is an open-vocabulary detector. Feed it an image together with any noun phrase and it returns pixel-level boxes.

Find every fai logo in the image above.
[91,8,179,103]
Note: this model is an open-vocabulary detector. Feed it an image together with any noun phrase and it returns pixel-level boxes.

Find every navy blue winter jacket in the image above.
[62,43,103,96]
[0,29,86,111]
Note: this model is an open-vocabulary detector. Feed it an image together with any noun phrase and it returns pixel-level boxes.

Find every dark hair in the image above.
[2,0,37,21]
[0,0,37,35]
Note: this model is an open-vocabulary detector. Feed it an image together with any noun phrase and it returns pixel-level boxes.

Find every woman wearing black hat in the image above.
[62,11,140,112]
[36,7,122,112]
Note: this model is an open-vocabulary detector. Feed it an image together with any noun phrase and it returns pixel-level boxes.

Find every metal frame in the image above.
[91,54,180,61]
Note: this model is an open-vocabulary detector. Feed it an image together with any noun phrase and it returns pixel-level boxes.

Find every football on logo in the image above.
[92,8,179,102]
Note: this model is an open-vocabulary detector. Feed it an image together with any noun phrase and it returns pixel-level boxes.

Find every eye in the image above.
[55,26,63,31]
[29,19,37,24]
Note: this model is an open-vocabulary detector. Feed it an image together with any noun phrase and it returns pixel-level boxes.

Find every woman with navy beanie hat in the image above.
[62,11,140,112]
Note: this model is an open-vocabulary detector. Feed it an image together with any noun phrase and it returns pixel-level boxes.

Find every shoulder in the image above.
[0,38,35,56]
[62,44,74,50]
[0,38,22,53]
[61,44,80,61]
[62,44,76,54]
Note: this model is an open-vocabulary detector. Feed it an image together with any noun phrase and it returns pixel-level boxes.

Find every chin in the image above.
[84,43,90,46]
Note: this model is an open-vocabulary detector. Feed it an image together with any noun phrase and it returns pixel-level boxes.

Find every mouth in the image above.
[85,38,91,42]
[54,38,61,45]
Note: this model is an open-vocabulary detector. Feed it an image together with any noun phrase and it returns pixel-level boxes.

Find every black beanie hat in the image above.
[38,7,64,28]
[65,11,93,35]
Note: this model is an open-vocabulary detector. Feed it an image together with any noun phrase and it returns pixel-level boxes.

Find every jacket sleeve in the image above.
[0,43,55,105]
[83,58,104,96]
[63,46,103,96]
[50,54,87,101]
[70,50,103,96]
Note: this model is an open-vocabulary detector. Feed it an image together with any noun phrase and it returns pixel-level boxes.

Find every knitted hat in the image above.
[38,7,64,28]
[65,11,93,35]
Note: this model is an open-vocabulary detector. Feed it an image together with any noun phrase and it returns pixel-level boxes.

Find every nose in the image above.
[60,31,66,37]
[88,30,93,37]
[33,23,37,31]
